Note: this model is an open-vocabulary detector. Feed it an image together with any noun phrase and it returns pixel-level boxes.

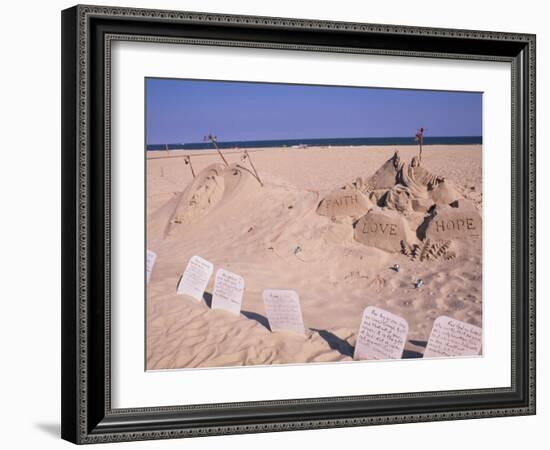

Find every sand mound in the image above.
[362,151,460,212]
[429,180,462,204]
[364,151,401,190]
[147,194,181,244]
[380,185,414,212]
[168,163,226,226]
[164,163,262,237]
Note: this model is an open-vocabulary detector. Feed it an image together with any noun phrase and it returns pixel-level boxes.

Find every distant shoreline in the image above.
[146,136,482,151]
[146,143,481,160]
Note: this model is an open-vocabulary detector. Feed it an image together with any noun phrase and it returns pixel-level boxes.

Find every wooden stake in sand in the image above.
[241,150,263,186]
[183,155,195,178]
[205,133,229,166]
[415,127,425,163]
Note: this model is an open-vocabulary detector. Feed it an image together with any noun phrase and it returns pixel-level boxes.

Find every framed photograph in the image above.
[61,4,536,444]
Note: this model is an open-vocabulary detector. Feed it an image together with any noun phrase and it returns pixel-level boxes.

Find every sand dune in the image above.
[146,145,482,370]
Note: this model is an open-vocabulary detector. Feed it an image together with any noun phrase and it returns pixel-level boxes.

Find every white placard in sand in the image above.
[146,250,157,284]
[263,289,305,335]
[176,255,214,301]
[211,269,245,315]
[424,316,482,358]
[354,306,409,360]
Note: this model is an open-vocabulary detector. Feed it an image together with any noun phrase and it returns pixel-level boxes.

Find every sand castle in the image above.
[316,150,481,256]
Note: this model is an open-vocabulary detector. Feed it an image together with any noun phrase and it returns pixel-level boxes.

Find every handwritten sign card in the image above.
[263,289,305,335]
[424,316,482,358]
[211,269,245,315]
[146,250,157,284]
[354,306,408,360]
[176,255,214,301]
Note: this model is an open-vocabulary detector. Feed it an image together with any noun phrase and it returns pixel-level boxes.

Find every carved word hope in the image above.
[434,217,476,233]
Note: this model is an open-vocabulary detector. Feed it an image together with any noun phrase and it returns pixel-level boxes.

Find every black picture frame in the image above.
[61,4,536,444]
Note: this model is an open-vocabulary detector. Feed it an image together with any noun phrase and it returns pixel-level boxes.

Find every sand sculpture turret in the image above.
[362,150,462,213]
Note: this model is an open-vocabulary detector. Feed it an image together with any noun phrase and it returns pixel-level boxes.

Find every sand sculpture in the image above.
[316,185,373,217]
[168,163,226,227]
[316,150,481,255]
[354,207,416,253]
[371,151,457,212]
[419,200,482,240]
[164,162,262,237]
[400,238,457,262]
[162,147,480,257]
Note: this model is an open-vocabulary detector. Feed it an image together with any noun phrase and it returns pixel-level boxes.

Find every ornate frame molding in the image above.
[61,4,536,444]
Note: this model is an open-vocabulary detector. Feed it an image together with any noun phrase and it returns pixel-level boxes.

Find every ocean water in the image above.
[146,136,482,151]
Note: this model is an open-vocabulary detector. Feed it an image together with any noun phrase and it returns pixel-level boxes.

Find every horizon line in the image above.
[147,135,483,146]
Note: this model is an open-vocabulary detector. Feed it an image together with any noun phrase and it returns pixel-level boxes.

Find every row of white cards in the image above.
[175,255,246,315]
[174,256,306,333]
[148,253,482,360]
[354,307,482,360]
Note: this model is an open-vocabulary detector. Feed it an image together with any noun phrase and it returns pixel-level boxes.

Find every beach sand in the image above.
[146,145,482,370]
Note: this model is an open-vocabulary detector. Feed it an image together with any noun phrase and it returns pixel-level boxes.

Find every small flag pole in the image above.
[243,150,263,186]
[205,134,229,166]
[184,155,196,178]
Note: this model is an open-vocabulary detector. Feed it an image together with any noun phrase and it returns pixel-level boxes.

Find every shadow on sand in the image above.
[241,310,271,331]
[402,349,424,359]
[409,339,428,348]
[200,297,426,360]
[311,328,354,358]
[203,292,272,331]
[202,291,213,308]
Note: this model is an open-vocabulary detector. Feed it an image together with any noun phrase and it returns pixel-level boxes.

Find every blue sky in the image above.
[146,78,482,145]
